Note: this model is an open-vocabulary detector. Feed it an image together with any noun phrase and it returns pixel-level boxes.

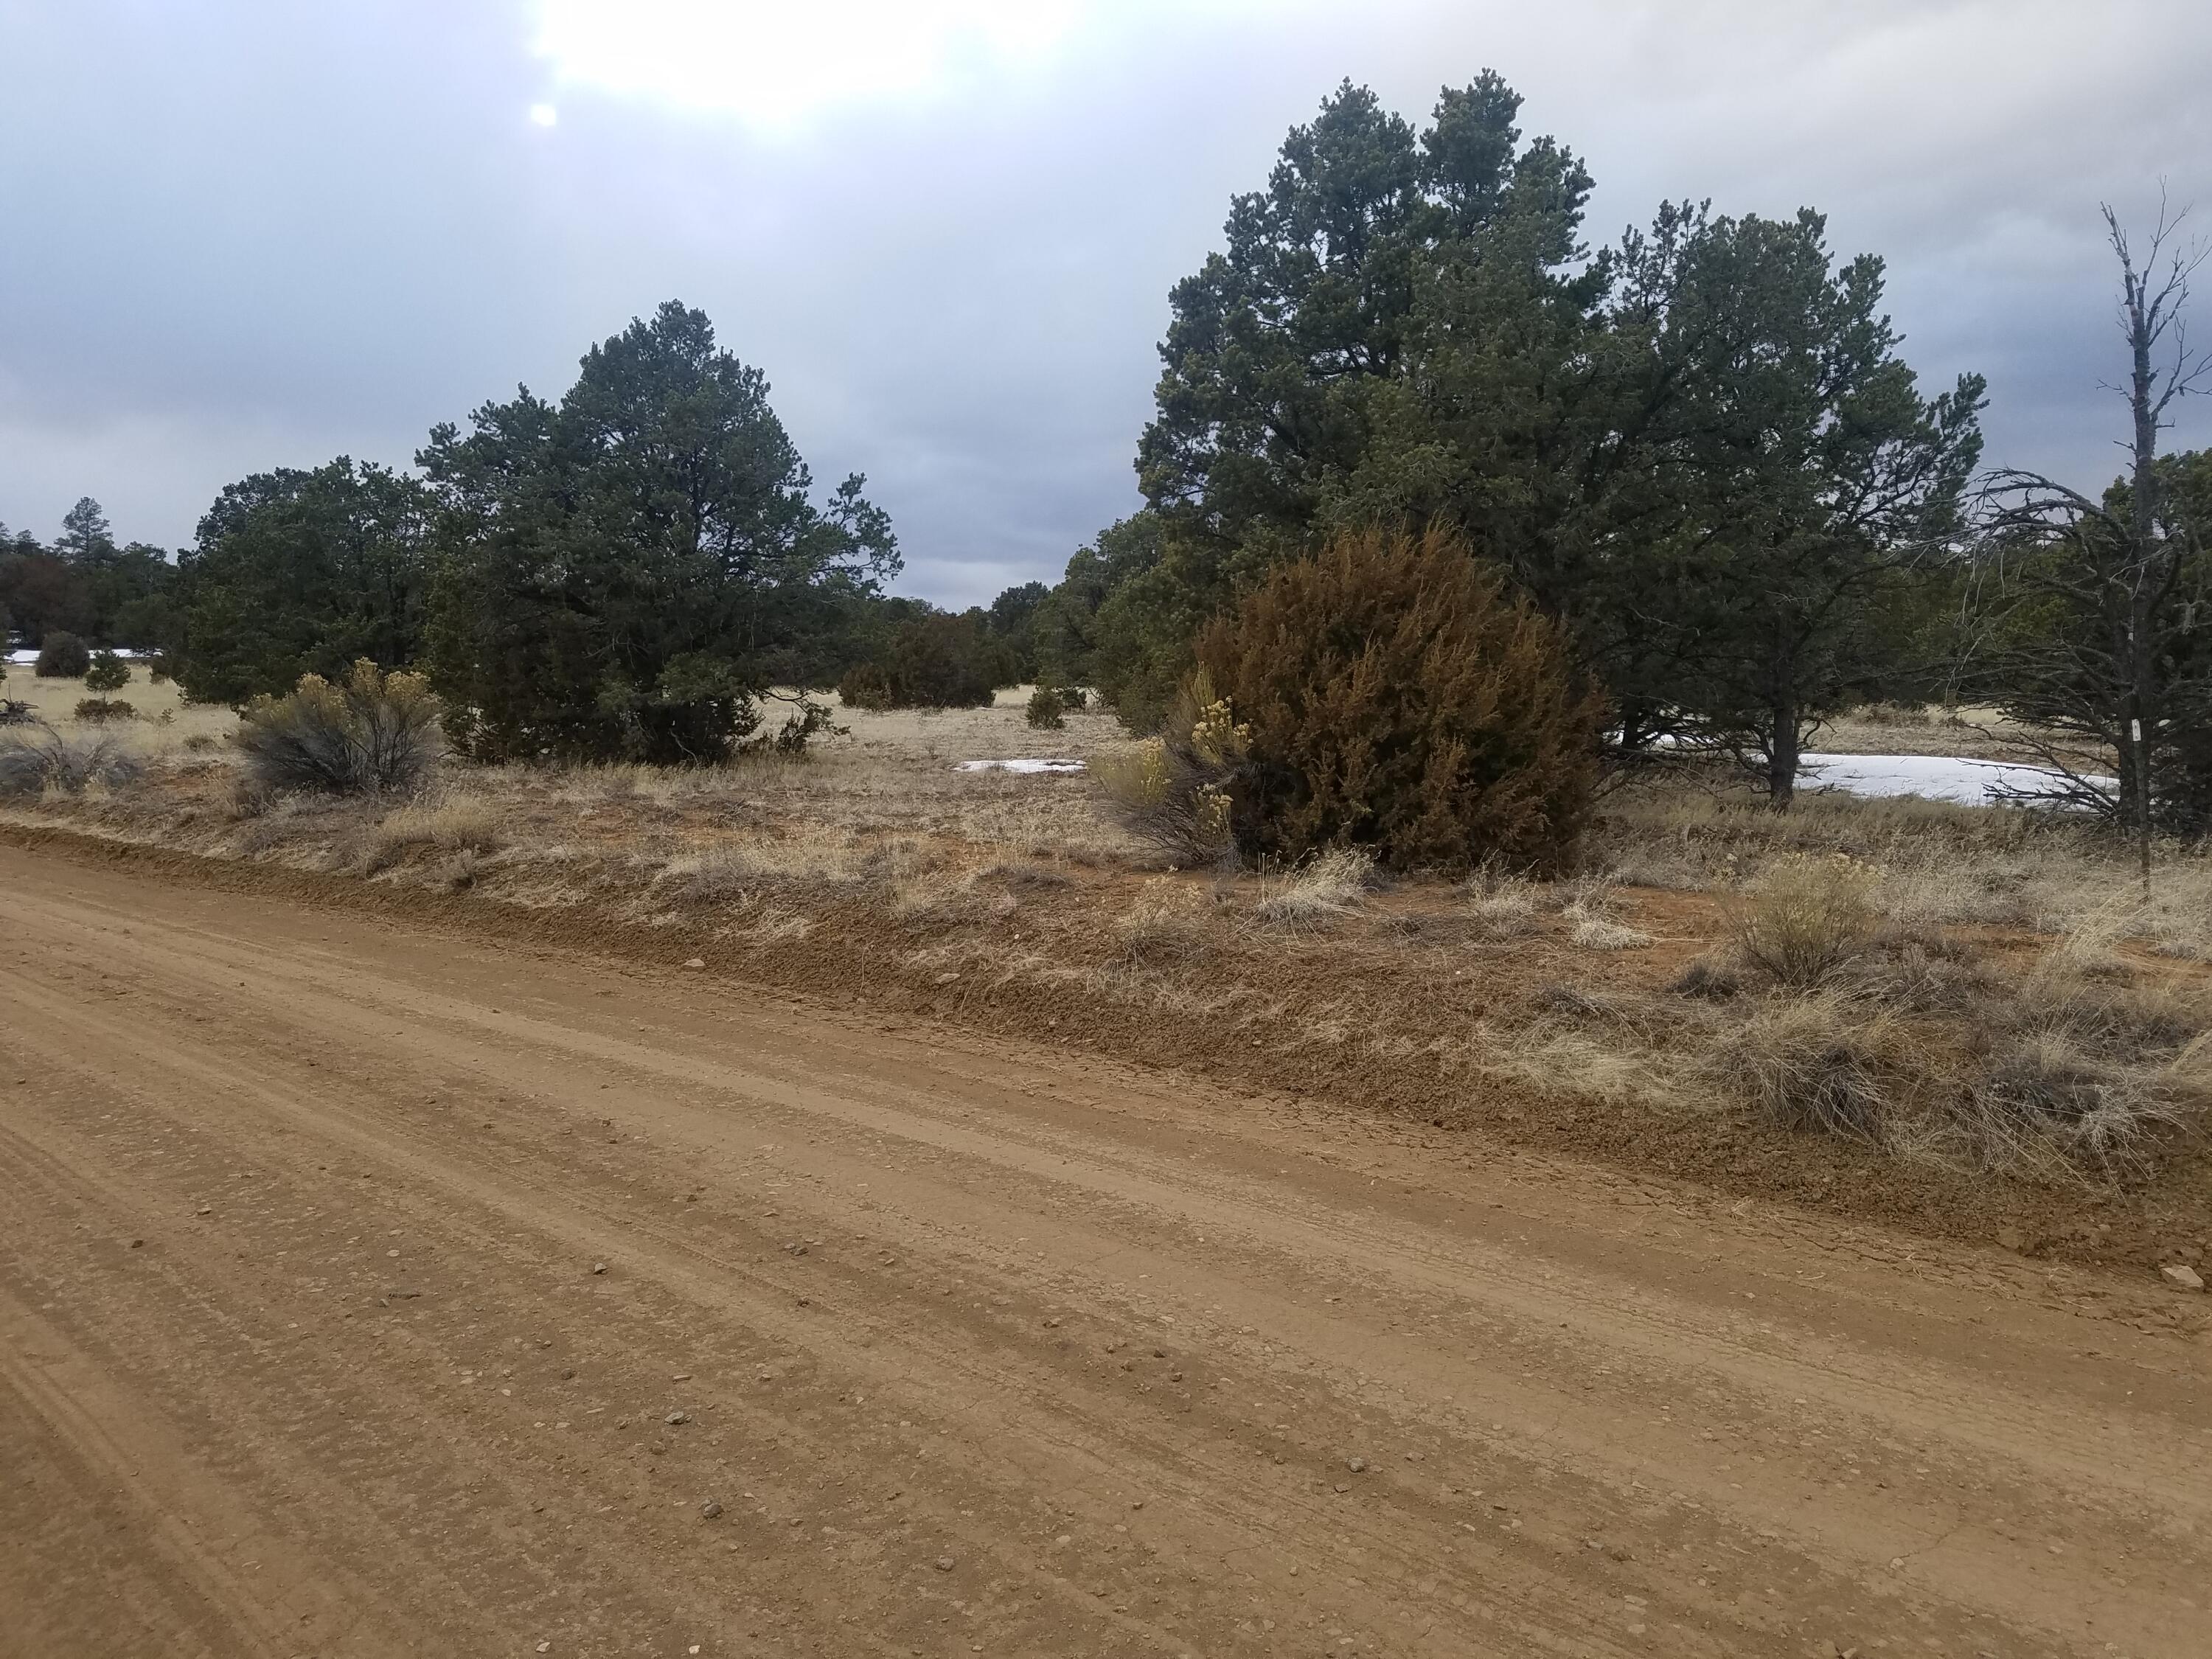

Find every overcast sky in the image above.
[4,0,2209,605]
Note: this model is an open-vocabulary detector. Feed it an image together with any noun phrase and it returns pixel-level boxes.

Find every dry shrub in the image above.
[1093,671,1245,867]
[1731,854,1877,987]
[1952,1032,2187,1181]
[73,698,136,723]
[1253,846,1376,931]
[1711,992,1899,1141]
[1669,956,1742,1000]
[0,723,144,797]
[237,661,442,795]
[1843,931,1988,1015]
[1195,524,1604,873]
[34,632,90,678]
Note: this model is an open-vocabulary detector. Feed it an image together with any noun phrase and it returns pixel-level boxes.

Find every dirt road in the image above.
[1,841,2205,1658]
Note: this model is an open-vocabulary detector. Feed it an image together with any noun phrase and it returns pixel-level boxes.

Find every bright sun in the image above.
[533,0,1085,130]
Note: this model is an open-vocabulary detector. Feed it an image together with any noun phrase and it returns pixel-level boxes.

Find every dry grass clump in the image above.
[1669,955,1743,1000]
[1253,846,1377,931]
[1714,917,2209,1181]
[364,794,504,872]
[1571,915,1653,950]
[1114,880,1214,964]
[659,829,878,900]
[1731,855,1877,987]
[0,723,145,798]
[1467,867,1542,938]
[1936,1031,2191,1183]
[1709,992,1899,1141]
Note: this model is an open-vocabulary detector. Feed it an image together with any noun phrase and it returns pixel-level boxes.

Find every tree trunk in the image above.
[2121,228,2163,889]
[1766,702,1800,810]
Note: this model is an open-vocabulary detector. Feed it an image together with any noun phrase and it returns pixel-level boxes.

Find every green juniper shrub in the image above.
[1194,524,1604,873]
[83,650,131,692]
[35,631,91,678]
[836,611,998,711]
[1026,686,1065,730]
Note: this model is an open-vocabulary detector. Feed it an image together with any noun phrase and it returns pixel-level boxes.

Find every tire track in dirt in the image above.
[3,843,2208,1658]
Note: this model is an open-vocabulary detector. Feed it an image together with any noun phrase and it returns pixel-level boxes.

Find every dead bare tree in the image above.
[1978,195,2212,886]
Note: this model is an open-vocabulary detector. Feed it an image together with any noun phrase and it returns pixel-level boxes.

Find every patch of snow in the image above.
[954,757,1085,774]
[1797,752,2112,807]
[6,647,154,664]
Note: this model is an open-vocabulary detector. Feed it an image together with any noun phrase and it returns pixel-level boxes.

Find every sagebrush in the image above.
[0,723,143,797]
[236,660,443,795]
[1093,669,1247,866]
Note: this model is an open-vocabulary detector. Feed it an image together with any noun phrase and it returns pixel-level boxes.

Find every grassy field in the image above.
[2,664,237,744]
[4,678,2207,1282]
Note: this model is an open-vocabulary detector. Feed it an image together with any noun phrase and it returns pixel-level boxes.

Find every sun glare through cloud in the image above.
[533,0,1088,131]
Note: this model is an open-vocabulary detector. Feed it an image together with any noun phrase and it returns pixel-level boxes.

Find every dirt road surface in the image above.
[2,842,2206,1658]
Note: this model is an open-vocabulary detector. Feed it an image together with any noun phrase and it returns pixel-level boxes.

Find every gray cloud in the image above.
[3,0,2208,605]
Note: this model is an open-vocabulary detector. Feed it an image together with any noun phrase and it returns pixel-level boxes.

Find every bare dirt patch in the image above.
[2,841,2208,1657]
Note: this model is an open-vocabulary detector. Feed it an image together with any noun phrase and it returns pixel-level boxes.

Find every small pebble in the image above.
[591,1262,607,1275]
[700,1500,723,1519]
[666,1411,690,1425]
[934,1555,956,1572]
[1346,1457,1366,1472]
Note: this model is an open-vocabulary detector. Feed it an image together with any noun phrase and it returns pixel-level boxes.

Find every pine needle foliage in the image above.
[1195,525,1603,872]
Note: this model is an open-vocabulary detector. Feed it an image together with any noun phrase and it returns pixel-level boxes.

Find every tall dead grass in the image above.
[1253,846,1376,931]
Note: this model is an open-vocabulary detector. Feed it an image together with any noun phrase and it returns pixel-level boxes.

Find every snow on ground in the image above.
[953,757,1086,774]
[1796,752,2111,807]
[6,647,155,664]
[953,750,2115,807]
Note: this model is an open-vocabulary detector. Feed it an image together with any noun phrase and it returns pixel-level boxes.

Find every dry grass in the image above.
[363,793,504,872]
[1114,880,1213,964]
[1708,991,1900,1142]
[1466,868,1542,938]
[0,723,147,798]
[1253,846,1376,931]
[1,669,236,745]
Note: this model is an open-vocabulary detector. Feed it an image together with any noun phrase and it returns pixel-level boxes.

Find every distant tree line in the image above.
[4,303,1050,762]
[0,497,181,658]
[8,74,2205,845]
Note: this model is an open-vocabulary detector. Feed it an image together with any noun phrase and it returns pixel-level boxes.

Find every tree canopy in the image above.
[420,300,899,762]
[176,459,432,705]
[1050,74,1986,799]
